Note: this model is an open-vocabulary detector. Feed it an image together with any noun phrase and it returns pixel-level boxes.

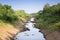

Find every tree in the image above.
[35,3,60,31]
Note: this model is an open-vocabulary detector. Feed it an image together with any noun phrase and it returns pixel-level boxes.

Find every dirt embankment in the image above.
[14,19,27,31]
[0,19,27,40]
[35,22,60,40]
[40,29,60,40]
[0,24,19,40]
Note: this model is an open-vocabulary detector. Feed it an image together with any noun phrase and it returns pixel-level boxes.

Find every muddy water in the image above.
[14,18,45,40]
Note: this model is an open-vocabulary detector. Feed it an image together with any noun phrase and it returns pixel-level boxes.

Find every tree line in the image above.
[0,4,30,23]
[35,3,60,31]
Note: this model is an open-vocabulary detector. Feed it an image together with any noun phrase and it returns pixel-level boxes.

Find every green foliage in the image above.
[0,4,18,23]
[35,3,60,31]
[49,22,60,31]
[36,19,49,29]
[15,10,30,20]
[0,4,30,24]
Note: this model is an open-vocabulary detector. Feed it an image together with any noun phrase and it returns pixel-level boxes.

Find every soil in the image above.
[40,29,60,40]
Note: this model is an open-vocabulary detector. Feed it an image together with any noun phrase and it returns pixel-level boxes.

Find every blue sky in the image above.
[0,0,60,13]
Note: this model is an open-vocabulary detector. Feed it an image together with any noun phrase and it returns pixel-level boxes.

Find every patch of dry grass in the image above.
[0,22,19,40]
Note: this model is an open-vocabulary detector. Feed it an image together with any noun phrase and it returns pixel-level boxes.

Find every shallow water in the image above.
[14,18,45,40]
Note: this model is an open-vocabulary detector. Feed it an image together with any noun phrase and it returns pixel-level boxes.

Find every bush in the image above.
[49,22,60,31]
[35,3,60,31]
[0,4,19,23]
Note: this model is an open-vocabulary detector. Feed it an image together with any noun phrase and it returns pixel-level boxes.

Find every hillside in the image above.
[0,4,30,40]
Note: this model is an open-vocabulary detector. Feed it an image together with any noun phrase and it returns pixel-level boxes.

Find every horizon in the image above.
[0,0,60,14]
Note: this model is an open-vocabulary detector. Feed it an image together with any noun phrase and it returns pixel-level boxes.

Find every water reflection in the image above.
[14,18,45,40]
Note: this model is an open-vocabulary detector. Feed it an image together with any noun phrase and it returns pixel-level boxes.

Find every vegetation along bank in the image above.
[0,4,30,40]
[35,3,60,40]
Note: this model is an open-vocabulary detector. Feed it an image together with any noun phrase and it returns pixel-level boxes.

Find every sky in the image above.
[0,0,60,14]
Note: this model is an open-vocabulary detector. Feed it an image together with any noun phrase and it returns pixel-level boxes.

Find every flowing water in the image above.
[14,18,45,40]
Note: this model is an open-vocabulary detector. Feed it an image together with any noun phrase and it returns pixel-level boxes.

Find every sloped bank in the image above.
[14,19,27,32]
[0,19,27,40]
[35,23,60,40]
